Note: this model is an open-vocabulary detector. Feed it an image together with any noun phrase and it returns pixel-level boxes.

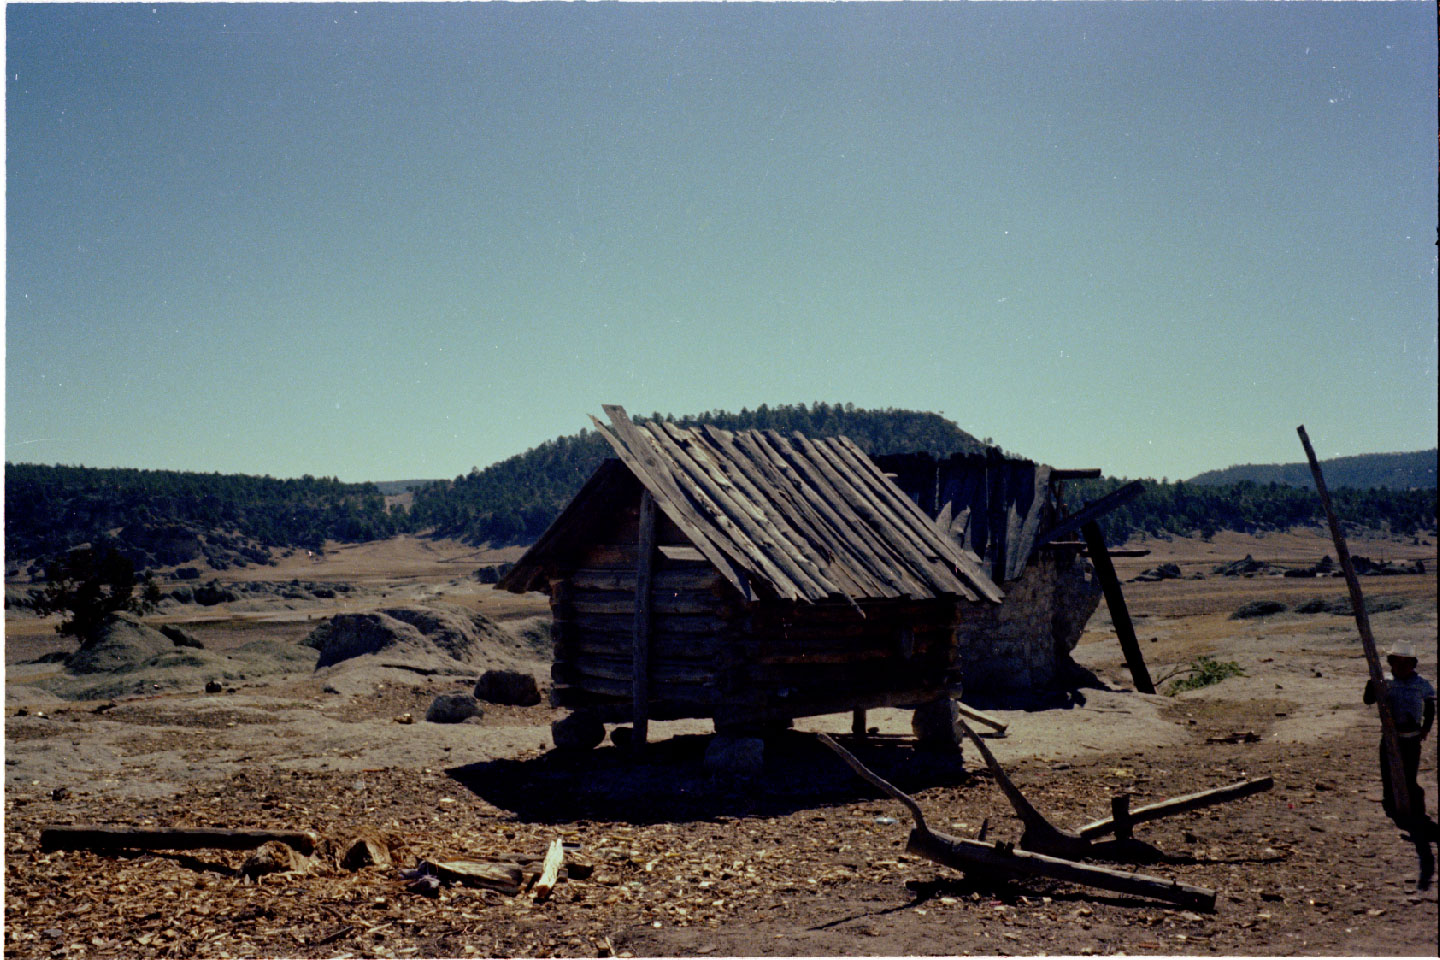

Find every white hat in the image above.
[1386,642,1418,660]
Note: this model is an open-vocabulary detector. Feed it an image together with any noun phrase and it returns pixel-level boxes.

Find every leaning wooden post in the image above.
[631,490,657,755]
[1081,521,1156,694]
[1297,425,1411,819]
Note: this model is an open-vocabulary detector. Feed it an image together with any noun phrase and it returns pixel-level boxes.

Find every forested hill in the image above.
[4,464,401,573]
[405,404,991,545]
[1187,449,1437,491]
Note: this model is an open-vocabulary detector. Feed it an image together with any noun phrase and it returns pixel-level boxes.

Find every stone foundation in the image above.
[955,553,1102,694]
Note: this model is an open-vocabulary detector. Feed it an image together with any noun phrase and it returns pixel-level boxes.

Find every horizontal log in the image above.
[906,828,1215,912]
[570,591,735,617]
[569,568,724,593]
[577,543,715,568]
[1076,777,1274,839]
[40,826,319,856]
[553,613,734,636]
[1049,468,1103,481]
[556,633,719,663]
[548,670,719,704]
[553,657,716,686]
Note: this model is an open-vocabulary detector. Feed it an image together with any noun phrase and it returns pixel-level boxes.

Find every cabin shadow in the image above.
[446,731,971,825]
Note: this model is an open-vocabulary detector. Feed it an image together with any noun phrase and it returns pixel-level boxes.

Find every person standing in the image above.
[1364,641,1436,823]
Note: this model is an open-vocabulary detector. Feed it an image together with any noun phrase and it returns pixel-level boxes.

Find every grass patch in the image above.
[1166,655,1246,695]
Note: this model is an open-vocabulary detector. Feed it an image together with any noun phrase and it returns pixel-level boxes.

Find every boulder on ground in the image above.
[911,698,964,754]
[704,735,765,778]
[1134,562,1182,582]
[65,614,174,675]
[193,582,238,606]
[551,711,605,751]
[1230,599,1287,620]
[474,669,541,706]
[426,693,481,724]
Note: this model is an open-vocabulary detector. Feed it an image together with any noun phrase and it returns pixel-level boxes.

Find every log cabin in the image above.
[500,406,1005,755]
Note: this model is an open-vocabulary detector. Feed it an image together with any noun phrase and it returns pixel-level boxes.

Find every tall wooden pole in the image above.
[1297,425,1411,820]
[631,490,657,755]
[1082,521,1155,694]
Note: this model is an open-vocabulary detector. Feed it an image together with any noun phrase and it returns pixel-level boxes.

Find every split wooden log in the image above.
[955,702,1008,735]
[815,733,1217,912]
[904,829,1217,913]
[1076,776,1275,838]
[433,861,525,894]
[532,838,566,901]
[39,826,319,856]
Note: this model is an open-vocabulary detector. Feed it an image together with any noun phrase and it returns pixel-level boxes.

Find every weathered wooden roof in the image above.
[503,405,1003,605]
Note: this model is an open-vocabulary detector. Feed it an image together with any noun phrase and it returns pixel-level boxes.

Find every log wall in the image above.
[546,494,968,726]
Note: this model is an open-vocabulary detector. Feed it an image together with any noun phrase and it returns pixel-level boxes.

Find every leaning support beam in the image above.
[1082,521,1155,694]
[1076,777,1274,839]
[904,829,1217,913]
[39,826,319,856]
[1298,425,1412,820]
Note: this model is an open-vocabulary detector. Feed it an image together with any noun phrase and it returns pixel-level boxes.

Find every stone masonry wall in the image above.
[955,552,1102,695]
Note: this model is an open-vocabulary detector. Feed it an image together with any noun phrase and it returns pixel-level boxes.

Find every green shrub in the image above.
[1167,656,1246,695]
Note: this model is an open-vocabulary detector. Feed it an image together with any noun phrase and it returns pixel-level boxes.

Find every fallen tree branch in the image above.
[39,826,319,856]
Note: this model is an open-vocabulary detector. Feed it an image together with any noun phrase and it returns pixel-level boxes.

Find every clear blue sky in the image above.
[6,2,1436,483]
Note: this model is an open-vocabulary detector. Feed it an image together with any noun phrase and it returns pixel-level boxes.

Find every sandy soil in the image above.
[4,530,1436,957]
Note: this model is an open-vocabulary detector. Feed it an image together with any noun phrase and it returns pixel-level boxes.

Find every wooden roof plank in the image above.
[591,414,754,602]
[643,421,810,601]
[777,432,933,598]
[698,425,865,599]
[662,422,841,599]
[747,430,904,598]
[804,435,975,600]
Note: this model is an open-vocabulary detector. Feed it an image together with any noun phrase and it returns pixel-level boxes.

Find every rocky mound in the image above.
[304,604,547,686]
[65,613,175,674]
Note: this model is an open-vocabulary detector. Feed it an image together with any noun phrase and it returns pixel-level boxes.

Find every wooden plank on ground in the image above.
[40,826,319,856]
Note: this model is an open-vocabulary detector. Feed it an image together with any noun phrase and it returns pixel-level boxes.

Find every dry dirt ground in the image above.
[4,529,1437,958]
